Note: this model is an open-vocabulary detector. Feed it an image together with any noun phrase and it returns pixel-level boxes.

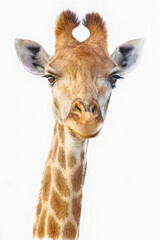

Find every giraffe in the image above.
[15,10,144,240]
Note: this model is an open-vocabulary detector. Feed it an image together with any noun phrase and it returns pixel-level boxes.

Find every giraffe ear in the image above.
[111,38,144,75]
[14,39,51,75]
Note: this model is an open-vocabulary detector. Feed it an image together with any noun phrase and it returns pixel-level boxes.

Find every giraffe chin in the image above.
[65,119,103,139]
[68,127,102,139]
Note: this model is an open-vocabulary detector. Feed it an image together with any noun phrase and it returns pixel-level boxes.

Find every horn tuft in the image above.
[82,12,107,39]
[55,10,80,37]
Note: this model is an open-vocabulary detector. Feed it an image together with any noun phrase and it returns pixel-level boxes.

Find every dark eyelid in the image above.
[109,74,124,79]
[42,74,55,78]
[42,72,60,79]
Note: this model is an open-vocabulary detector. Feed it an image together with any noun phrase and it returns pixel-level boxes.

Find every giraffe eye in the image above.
[43,74,56,86]
[109,74,124,88]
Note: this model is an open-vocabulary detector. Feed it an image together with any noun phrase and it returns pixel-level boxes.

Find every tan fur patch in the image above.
[50,188,69,220]
[82,163,87,185]
[52,138,58,161]
[55,10,80,51]
[83,12,107,37]
[82,12,108,53]
[72,195,82,226]
[33,224,36,236]
[42,165,52,202]
[54,98,60,112]
[37,208,47,238]
[80,151,85,162]
[71,165,83,192]
[63,222,76,239]
[47,215,60,238]
[36,198,42,216]
[68,153,77,168]
[58,146,66,169]
[54,168,70,197]
[58,123,65,142]
[47,148,53,161]
[54,121,58,136]
[47,138,58,163]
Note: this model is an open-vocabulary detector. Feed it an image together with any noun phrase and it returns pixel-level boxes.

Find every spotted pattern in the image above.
[36,197,42,216]
[68,153,77,168]
[72,195,82,226]
[72,165,83,192]
[80,151,85,162]
[58,123,65,142]
[63,221,76,239]
[47,214,60,238]
[54,168,70,197]
[34,117,87,239]
[58,146,66,169]
[42,166,51,202]
[37,208,47,238]
[50,188,69,220]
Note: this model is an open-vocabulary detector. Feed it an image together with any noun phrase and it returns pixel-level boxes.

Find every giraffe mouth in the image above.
[67,127,102,139]
[65,112,104,139]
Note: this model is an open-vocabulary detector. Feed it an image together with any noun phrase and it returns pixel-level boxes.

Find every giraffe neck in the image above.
[33,121,88,240]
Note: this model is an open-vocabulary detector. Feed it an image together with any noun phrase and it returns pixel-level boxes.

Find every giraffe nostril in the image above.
[89,102,99,116]
[72,99,100,117]
[72,101,84,113]
[91,104,97,114]
[75,104,82,112]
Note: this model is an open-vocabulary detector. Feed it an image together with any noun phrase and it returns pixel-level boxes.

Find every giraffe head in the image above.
[15,10,144,139]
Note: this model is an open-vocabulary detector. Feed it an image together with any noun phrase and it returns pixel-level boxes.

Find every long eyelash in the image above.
[42,74,53,78]
[110,74,124,80]
[109,74,124,89]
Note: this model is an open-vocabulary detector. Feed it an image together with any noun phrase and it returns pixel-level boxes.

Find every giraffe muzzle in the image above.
[65,98,104,139]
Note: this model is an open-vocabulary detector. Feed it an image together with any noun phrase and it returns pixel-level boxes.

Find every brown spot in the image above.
[58,123,65,143]
[54,98,60,112]
[80,151,85,163]
[72,165,83,192]
[36,198,42,216]
[63,222,76,239]
[58,146,66,169]
[72,195,82,226]
[47,137,58,163]
[82,163,87,185]
[68,153,76,168]
[47,215,60,239]
[107,94,111,105]
[42,165,52,202]
[33,224,36,236]
[50,188,69,220]
[54,168,70,197]
[37,209,47,238]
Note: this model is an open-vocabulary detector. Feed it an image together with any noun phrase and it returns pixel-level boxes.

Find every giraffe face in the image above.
[44,45,117,139]
[15,11,144,139]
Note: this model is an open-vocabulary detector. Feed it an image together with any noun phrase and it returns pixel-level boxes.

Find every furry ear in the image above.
[111,38,144,75]
[14,39,51,75]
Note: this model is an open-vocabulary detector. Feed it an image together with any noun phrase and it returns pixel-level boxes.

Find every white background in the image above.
[0,0,160,239]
